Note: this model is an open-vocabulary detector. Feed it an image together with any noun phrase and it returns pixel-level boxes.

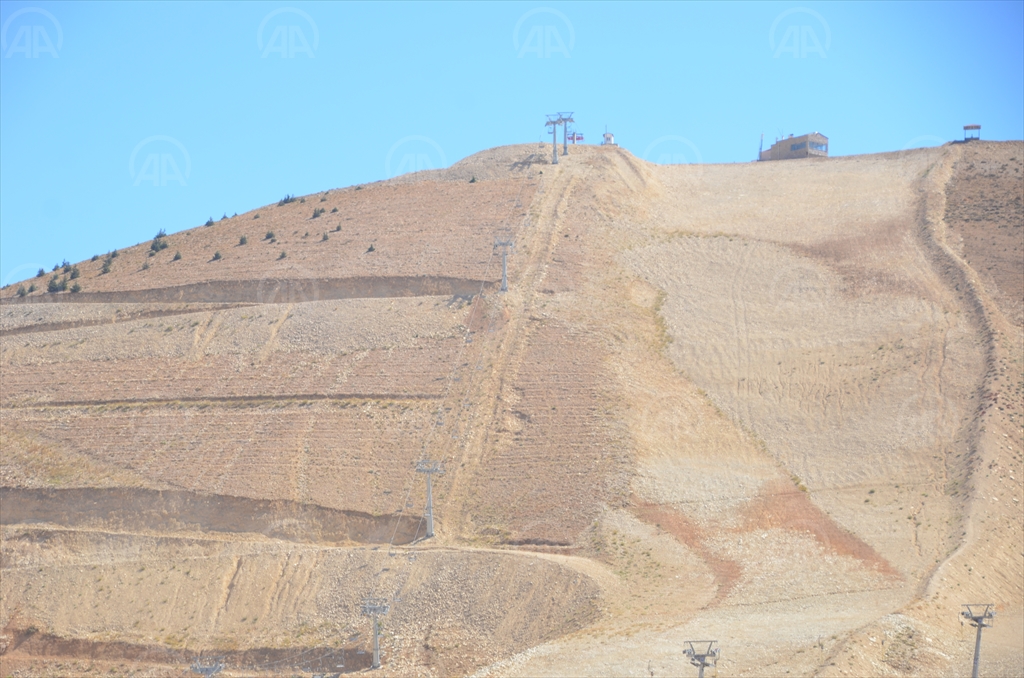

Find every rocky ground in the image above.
[1,141,1020,676]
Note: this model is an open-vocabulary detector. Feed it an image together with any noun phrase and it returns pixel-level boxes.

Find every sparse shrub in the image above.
[142,261,150,270]
[366,244,375,253]
[355,186,363,190]
[69,266,80,280]
[303,231,309,238]
[47,276,66,293]
[91,255,99,262]
[299,197,305,203]
[312,207,325,219]
[52,264,60,272]
[62,260,71,272]
[36,268,45,277]
[172,251,182,261]
[265,231,275,240]
[205,217,214,226]
[28,283,36,293]
[70,282,82,293]
[221,214,228,221]
[150,236,168,253]
[470,176,476,183]
[330,207,338,213]
[320,195,328,202]
[278,195,296,206]
[212,251,222,261]
[101,260,111,275]
[110,250,118,258]
[321,233,329,241]
[16,285,26,297]
[333,224,341,232]
[253,213,260,219]
[155,229,167,239]
[278,251,286,259]
[239,235,248,246]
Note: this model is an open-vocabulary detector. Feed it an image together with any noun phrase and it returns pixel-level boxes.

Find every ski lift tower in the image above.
[558,112,574,155]
[545,114,561,164]
[415,459,445,538]
[362,597,391,670]
[683,640,720,678]
[962,604,995,678]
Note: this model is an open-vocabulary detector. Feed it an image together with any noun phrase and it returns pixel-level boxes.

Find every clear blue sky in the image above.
[2,1,1022,286]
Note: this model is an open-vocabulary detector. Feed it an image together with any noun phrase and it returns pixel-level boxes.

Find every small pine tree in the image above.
[70,282,82,293]
[142,261,150,270]
[322,233,329,241]
[172,251,182,261]
[36,268,45,277]
[239,235,248,246]
[253,213,260,219]
[265,231,275,240]
[155,229,167,239]
[101,261,111,274]
[331,207,338,213]
[212,251,222,261]
[278,251,287,259]
[91,255,99,262]
[205,217,214,226]
[16,285,26,297]
[69,266,80,280]
[28,284,36,293]
[312,207,325,219]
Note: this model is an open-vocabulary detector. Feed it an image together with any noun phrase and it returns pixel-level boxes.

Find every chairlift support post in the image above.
[415,460,445,538]
[494,239,514,292]
[962,604,995,678]
[683,640,719,678]
[559,112,574,155]
[361,598,391,670]
[545,114,560,164]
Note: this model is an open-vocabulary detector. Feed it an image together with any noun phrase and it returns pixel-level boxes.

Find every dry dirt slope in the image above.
[0,141,1021,677]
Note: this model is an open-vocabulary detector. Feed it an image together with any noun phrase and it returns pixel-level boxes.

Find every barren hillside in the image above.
[1,141,1021,677]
